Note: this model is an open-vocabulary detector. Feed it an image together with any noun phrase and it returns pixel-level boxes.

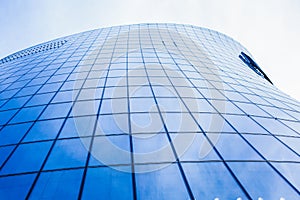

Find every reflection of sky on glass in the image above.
[0,0,299,100]
[228,162,299,199]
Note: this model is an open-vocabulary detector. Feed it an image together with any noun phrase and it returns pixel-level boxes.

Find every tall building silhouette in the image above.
[0,24,299,199]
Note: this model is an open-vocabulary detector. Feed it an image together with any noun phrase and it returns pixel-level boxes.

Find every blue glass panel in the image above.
[253,116,299,137]
[0,96,30,110]
[228,162,299,199]
[96,114,128,135]
[0,145,14,166]
[51,90,76,103]
[24,119,64,142]
[82,167,133,199]
[47,74,68,83]
[136,164,189,199]
[59,117,78,138]
[0,141,52,175]
[0,109,18,125]
[244,134,299,161]
[182,162,247,199]
[234,102,271,117]
[195,113,235,132]
[130,98,155,113]
[133,133,176,164]
[38,82,62,94]
[0,122,32,145]
[0,89,19,100]
[59,116,96,138]
[224,114,266,133]
[72,100,100,117]
[44,138,90,170]
[10,106,45,123]
[39,102,72,120]
[15,85,40,97]
[129,85,153,97]
[273,162,300,191]
[0,173,36,199]
[277,136,300,155]
[29,169,83,200]
[89,135,130,166]
[100,98,127,114]
[214,133,262,160]
[173,132,220,161]
[25,93,55,106]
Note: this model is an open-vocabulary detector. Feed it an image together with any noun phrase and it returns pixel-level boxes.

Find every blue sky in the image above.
[0,0,299,100]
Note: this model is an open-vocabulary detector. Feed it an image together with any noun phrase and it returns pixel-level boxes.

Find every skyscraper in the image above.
[0,23,299,199]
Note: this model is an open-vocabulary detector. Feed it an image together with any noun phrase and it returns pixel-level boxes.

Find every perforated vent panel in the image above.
[0,39,67,64]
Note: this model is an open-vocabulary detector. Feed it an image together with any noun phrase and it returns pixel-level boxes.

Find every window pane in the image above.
[228,162,299,199]
[0,122,32,145]
[29,169,83,200]
[0,173,36,199]
[136,164,189,199]
[40,103,71,120]
[44,138,90,170]
[82,167,133,199]
[182,162,247,199]
[10,106,45,123]
[24,119,64,142]
[0,141,52,175]
[26,93,55,106]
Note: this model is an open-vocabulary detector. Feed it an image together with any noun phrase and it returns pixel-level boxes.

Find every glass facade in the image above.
[0,23,299,199]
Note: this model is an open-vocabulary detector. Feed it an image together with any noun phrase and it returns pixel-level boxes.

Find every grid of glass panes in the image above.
[0,24,299,200]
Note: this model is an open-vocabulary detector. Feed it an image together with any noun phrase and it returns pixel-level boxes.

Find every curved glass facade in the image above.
[0,23,299,199]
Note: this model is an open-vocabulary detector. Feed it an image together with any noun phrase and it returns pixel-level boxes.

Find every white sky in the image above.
[0,0,299,101]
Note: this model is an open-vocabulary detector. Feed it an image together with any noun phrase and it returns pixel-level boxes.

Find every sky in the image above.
[0,0,299,101]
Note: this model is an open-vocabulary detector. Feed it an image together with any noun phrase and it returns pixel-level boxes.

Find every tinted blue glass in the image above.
[29,169,83,200]
[10,106,45,123]
[273,162,300,191]
[60,116,95,138]
[244,134,299,161]
[195,113,236,132]
[89,135,130,166]
[44,138,90,170]
[39,102,72,120]
[26,93,55,106]
[38,82,62,93]
[0,24,299,199]
[0,89,18,100]
[15,85,40,97]
[136,164,189,199]
[52,90,75,103]
[0,109,18,125]
[72,100,100,116]
[130,98,156,112]
[96,114,128,135]
[253,116,299,137]
[82,167,133,199]
[0,145,14,166]
[24,119,64,142]
[173,133,220,161]
[0,96,30,110]
[278,136,300,154]
[228,162,300,199]
[100,98,127,114]
[0,122,32,145]
[59,117,78,138]
[224,114,266,133]
[0,141,52,175]
[214,133,262,160]
[47,74,68,83]
[0,173,36,199]
[182,162,247,199]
